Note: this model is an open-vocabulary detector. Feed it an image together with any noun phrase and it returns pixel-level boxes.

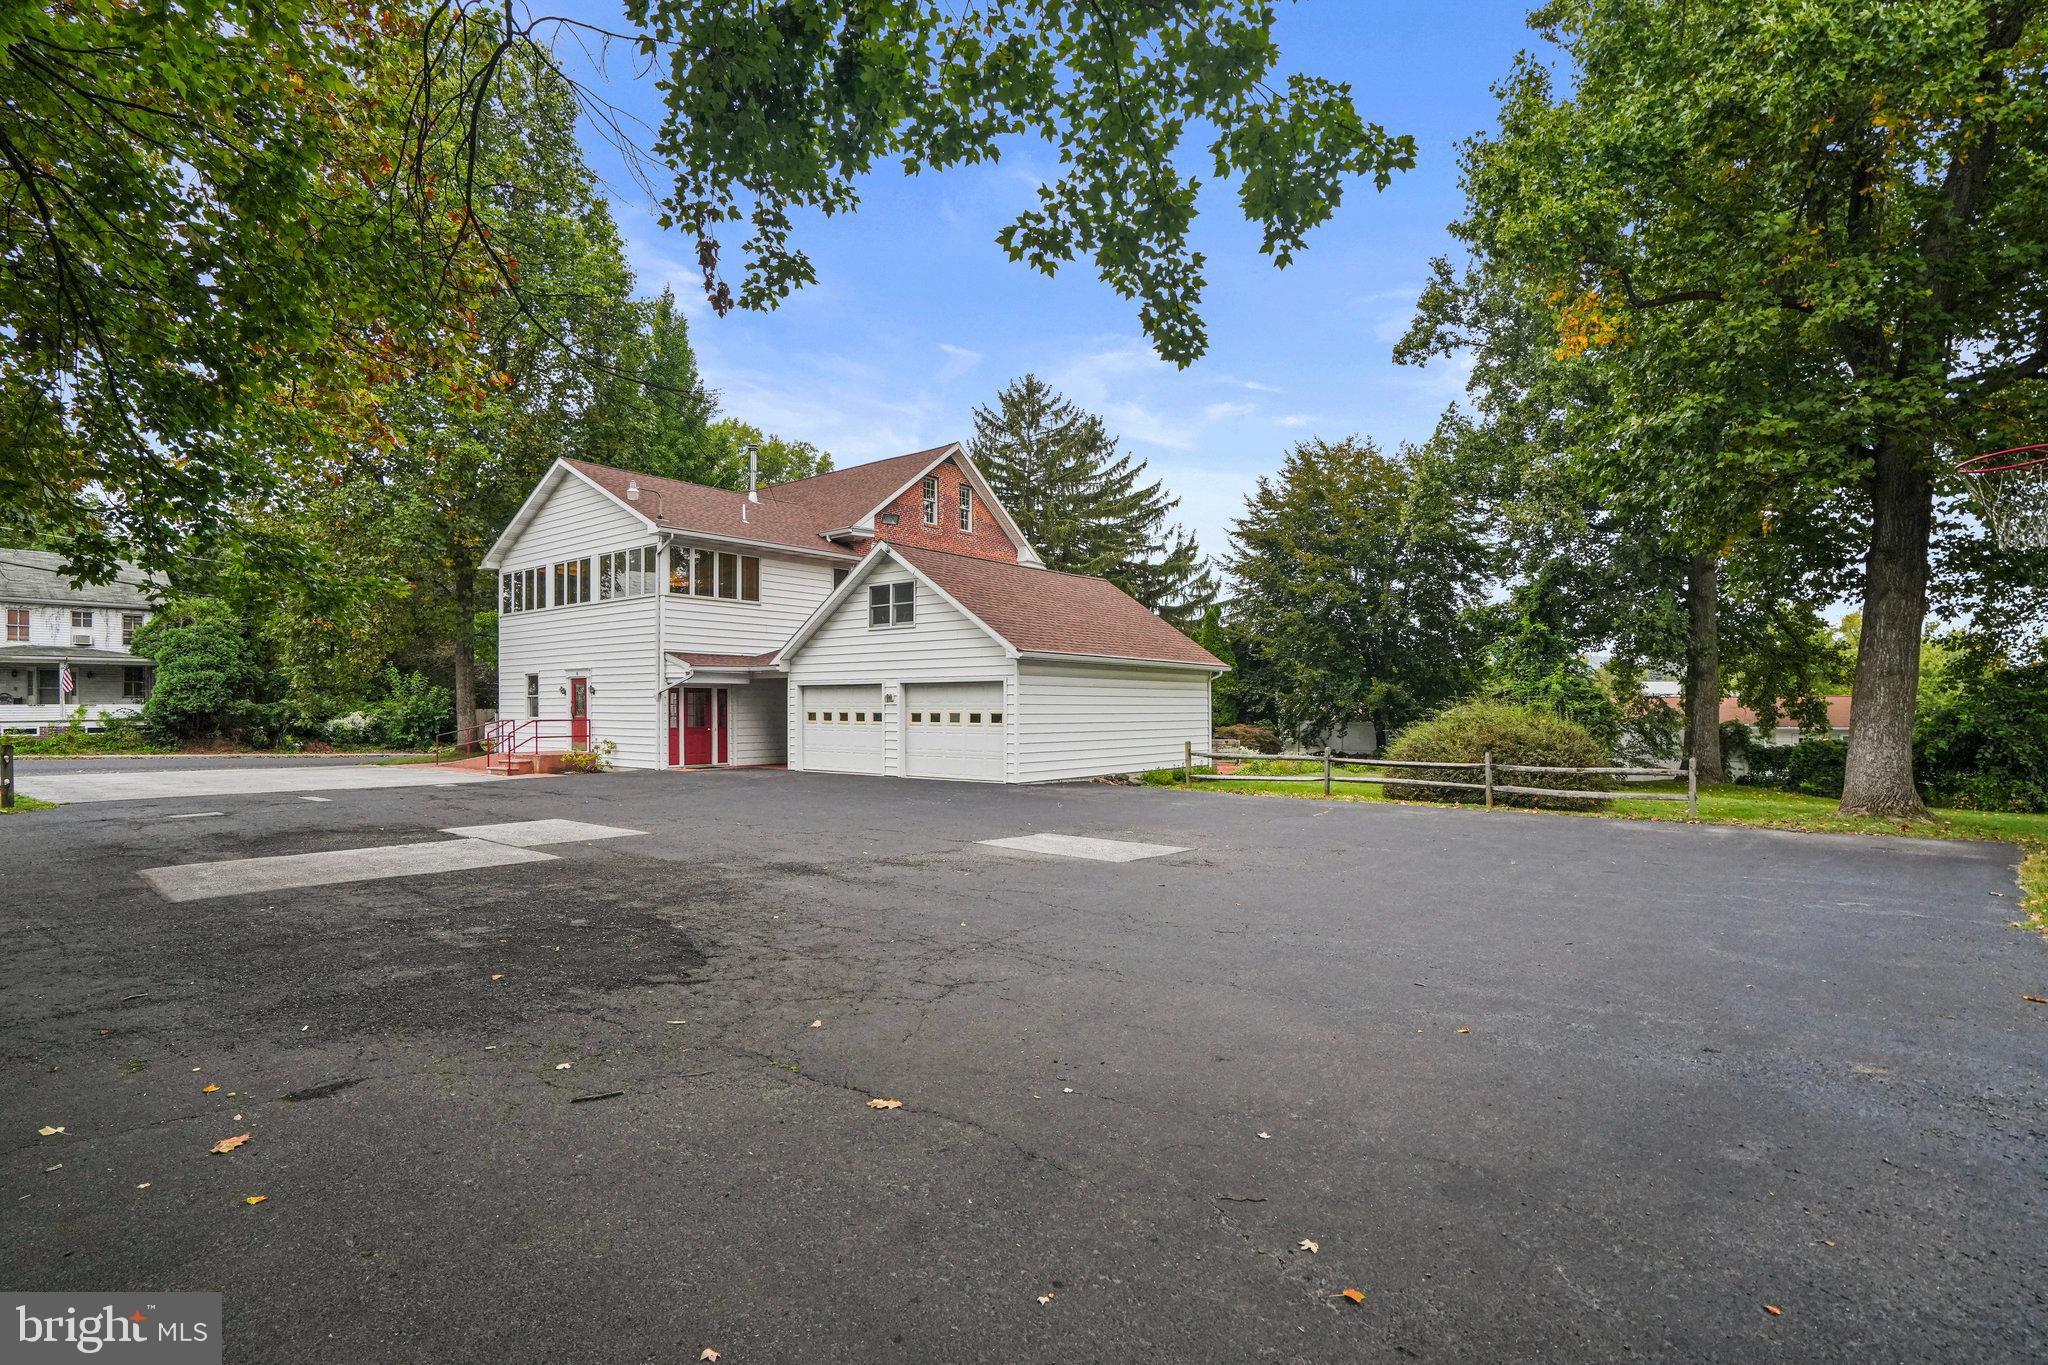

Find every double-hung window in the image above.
[525,673,540,719]
[921,475,939,525]
[122,666,150,700]
[958,485,973,532]
[869,581,915,627]
[4,608,25,642]
[70,609,93,629]
[122,613,141,645]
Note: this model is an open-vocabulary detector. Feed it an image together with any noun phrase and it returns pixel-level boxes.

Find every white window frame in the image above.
[70,609,93,629]
[525,673,540,719]
[122,665,151,700]
[958,484,973,532]
[921,475,938,525]
[122,612,142,645]
[4,607,26,643]
[674,546,760,603]
[868,581,915,627]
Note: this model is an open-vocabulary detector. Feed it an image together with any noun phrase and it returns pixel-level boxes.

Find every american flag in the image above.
[58,664,74,697]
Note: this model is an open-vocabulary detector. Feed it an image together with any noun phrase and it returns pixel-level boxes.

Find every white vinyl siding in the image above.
[493,472,662,768]
[723,681,788,766]
[660,551,839,653]
[1014,660,1212,783]
[784,564,1015,778]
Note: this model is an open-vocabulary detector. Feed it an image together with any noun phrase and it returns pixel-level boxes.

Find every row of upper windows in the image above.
[500,545,768,614]
[4,607,144,644]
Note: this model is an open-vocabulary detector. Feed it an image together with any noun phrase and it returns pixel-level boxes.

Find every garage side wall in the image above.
[784,564,1015,777]
[1015,660,1212,783]
[495,475,661,769]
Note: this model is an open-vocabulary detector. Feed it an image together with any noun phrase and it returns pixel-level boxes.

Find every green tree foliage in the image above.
[1440,0,2048,817]
[1226,437,1484,744]
[1914,635,2048,812]
[1479,574,1624,748]
[581,287,719,476]
[1191,604,1238,726]
[9,0,1412,578]
[131,611,278,744]
[969,374,1214,625]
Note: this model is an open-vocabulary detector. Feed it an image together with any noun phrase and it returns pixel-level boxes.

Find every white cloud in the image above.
[937,343,984,381]
[1274,414,1314,429]
[1202,401,1256,423]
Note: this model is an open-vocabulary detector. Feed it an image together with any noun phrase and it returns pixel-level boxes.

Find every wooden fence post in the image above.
[1483,750,1493,810]
[1,741,12,809]
[1183,739,1192,788]
[1323,746,1332,796]
[1686,755,1698,819]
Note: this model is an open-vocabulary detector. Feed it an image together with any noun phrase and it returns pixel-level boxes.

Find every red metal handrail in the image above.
[433,717,593,771]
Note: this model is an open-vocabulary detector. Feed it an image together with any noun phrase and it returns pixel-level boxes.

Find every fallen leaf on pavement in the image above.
[201,1084,219,1094]
[554,1063,573,1071]
[698,1349,720,1362]
[209,1133,251,1155]
[1764,1304,1782,1317]
[37,1126,64,1137]
[1298,1239,1319,1254]
[1037,1293,1054,1305]
[136,1183,151,1190]
[1341,1289,1365,1305]
[666,1020,687,1025]
[2024,996,2047,1005]
[1257,1132,1271,1140]
[810,1020,823,1029]
[44,1163,63,1173]
[867,1098,903,1110]
[244,1195,266,1206]
[1457,1027,1471,1035]
[490,975,504,982]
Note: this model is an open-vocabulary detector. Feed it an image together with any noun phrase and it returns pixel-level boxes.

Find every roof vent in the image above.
[625,479,640,502]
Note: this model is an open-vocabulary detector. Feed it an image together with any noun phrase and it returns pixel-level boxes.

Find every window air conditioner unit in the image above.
[73,632,93,647]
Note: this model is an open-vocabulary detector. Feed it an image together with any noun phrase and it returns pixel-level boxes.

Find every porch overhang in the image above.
[661,651,785,688]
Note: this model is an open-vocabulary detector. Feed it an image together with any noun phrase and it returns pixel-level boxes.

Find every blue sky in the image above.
[548,2,1552,563]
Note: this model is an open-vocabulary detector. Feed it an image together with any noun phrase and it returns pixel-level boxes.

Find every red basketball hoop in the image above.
[1955,444,2048,550]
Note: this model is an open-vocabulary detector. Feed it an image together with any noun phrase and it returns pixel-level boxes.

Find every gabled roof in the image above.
[483,444,1047,570]
[777,543,1225,671]
[762,445,959,531]
[0,549,158,609]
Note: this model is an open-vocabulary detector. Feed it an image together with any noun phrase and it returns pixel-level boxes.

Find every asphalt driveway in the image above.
[2,769,2041,1362]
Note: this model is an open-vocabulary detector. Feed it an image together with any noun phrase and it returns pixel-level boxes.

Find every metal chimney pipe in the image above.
[746,443,759,503]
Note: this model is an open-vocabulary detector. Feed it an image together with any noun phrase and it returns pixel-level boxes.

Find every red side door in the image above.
[666,689,681,766]
[568,677,589,750]
[682,687,713,765]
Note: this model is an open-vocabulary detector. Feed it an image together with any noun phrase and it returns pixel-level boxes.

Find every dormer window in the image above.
[921,475,938,525]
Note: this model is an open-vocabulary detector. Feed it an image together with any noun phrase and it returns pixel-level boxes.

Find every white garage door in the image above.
[904,683,1006,782]
[801,685,884,775]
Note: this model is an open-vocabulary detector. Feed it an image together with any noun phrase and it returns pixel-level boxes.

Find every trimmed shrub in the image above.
[1142,764,1215,785]
[1213,723,1281,754]
[1780,737,1847,798]
[132,616,270,743]
[364,668,452,750]
[1383,699,1612,808]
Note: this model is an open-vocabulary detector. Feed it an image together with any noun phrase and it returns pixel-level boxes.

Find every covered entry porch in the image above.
[662,652,787,769]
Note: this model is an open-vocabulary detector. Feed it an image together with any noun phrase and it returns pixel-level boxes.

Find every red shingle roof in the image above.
[562,459,861,559]
[764,445,956,529]
[890,544,1223,668]
[1658,694,1853,728]
[668,650,779,670]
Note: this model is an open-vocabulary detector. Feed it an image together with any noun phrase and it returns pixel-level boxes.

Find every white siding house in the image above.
[0,550,158,733]
[482,448,1225,783]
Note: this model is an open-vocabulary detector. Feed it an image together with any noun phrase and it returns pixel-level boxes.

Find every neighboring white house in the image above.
[0,550,157,733]
[479,444,1226,781]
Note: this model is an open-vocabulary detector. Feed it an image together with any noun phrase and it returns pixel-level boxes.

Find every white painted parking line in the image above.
[439,819,646,848]
[300,796,331,803]
[141,840,556,903]
[25,764,499,805]
[165,812,225,820]
[978,833,1188,863]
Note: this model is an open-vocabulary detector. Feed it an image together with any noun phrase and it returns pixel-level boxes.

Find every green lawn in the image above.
[0,794,57,814]
[1147,768,2048,934]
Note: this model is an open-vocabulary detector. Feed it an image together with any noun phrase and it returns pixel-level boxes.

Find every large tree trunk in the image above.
[1683,552,1725,782]
[1839,438,1932,818]
[450,563,478,743]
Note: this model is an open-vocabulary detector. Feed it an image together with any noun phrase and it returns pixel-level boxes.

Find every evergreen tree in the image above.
[968,375,1214,626]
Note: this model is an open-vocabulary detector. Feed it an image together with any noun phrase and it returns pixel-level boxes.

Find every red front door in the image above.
[682,687,714,765]
[565,671,589,749]
[568,677,589,750]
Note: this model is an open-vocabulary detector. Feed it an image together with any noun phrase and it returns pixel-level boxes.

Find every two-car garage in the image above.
[798,681,1005,782]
